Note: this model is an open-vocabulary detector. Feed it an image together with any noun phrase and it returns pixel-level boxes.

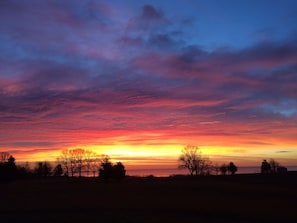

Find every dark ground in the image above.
[1,172,297,223]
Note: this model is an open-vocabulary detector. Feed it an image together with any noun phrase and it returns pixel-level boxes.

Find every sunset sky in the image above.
[1,0,297,169]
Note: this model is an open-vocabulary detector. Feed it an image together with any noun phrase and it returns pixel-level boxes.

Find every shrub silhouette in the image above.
[113,162,126,180]
[228,162,238,175]
[99,159,114,181]
[261,160,271,174]
[220,164,228,175]
[0,154,17,181]
[261,159,287,174]
[99,156,126,181]
[35,162,52,177]
[53,164,63,176]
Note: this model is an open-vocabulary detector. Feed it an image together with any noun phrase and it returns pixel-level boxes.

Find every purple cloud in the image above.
[127,5,169,31]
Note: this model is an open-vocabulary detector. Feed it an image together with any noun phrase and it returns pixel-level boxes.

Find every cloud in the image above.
[141,5,163,20]
[0,1,297,160]
[119,5,186,53]
[276,150,292,153]
[127,5,169,31]
[199,121,221,125]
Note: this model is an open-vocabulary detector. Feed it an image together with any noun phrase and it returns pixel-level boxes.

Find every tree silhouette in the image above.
[84,150,93,176]
[99,155,114,181]
[99,156,126,181]
[72,148,85,177]
[179,145,201,176]
[227,162,238,175]
[220,164,228,175]
[179,145,211,176]
[113,162,126,180]
[0,152,10,162]
[16,162,32,178]
[0,154,17,180]
[35,162,52,177]
[53,164,63,176]
[90,156,100,177]
[199,158,212,175]
[261,160,271,174]
[269,159,279,173]
[261,159,286,174]
[213,164,221,175]
[59,149,71,176]
[59,148,100,177]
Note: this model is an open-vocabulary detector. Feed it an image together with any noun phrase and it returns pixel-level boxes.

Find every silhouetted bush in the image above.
[269,159,279,173]
[34,162,52,177]
[99,160,113,181]
[99,156,126,181]
[276,166,287,174]
[0,154,17,181]
[53,164,63,176]
[220,164,228,175]
[261,159,287,175]
[261,160,271,174]
[113,162,126,180]
[228,162,238,175]
[16,165,32,178]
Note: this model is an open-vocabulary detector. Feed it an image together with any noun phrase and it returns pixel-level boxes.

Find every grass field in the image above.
[1,172,296,223]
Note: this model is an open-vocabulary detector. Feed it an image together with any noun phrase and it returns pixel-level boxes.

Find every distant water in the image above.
[126,166,297,177]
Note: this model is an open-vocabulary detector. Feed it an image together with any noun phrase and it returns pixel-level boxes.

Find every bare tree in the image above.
[220,164,228,175]
[269,159,279,173]
[59,149,71,176]
[59,149,77,177]
[0,152,10,162]
[212,163,221,175]
[199,157,212,175]
[87,152,101,177]
[69,149,76,177]
[179,145,209,176]
[59,148,101,177]
[72,148,85,177]
[84,150,94,176]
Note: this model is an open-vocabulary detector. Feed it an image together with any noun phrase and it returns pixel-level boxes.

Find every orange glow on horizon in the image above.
[12,139,297,168]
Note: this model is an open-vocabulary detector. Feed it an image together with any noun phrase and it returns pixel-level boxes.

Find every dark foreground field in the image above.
[1,173,297,223]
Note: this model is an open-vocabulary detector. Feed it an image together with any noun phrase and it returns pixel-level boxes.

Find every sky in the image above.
[1,0,297,168]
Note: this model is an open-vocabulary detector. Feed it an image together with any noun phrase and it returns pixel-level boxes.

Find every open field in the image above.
[1,172,297,223]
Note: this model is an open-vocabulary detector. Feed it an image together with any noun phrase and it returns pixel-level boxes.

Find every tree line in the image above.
[0,150,126,181]
[178,145,287,176]
[58,148,100,177]
[1,146,288,181]
[261,159,287,174]
[58,148,125,180]
[178,145,238,176]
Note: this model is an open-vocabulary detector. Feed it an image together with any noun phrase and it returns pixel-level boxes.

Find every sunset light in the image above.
[1,0,297,175]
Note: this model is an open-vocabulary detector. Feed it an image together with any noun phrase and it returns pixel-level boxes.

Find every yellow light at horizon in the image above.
[11,141,297,167]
